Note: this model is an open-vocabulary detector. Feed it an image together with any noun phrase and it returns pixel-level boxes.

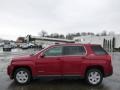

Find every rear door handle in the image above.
[81,56,86,59]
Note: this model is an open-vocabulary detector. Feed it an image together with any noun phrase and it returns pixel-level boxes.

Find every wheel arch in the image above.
[85,65,105,77]
[12,66,32,79]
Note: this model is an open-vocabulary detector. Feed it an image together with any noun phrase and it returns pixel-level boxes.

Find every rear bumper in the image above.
[104,71,113,77]
[104,65,113,77]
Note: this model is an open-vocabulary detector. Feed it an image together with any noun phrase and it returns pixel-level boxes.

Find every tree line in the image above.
[38,30,115,40]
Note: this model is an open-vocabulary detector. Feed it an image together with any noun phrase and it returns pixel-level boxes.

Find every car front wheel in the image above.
[14,68,31,84]
[86,69,103,86]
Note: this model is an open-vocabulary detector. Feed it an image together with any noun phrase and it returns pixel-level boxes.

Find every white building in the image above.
[74,35,120,51]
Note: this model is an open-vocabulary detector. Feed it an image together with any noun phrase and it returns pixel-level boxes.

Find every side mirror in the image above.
[40,53,45,58]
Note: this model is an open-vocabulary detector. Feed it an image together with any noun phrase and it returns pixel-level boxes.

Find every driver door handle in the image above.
[56,58,61,60]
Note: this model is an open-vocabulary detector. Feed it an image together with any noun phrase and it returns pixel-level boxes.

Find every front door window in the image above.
[44,46,62,56]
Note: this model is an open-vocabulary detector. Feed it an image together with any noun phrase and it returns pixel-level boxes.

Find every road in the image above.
[0,48,120,90]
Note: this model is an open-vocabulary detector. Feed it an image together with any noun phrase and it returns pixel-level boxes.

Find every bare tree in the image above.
[59,34,65,39]
[101,30,107,36]
[108,31,115,36]
[50,33,59,38]
[66,33,73,40]
[96,33,100,36]
[38,30,47,37]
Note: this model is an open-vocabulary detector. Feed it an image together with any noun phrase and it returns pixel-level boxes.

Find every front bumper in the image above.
[7,65,14,79]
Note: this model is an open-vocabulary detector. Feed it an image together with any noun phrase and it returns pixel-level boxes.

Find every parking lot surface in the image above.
[0,48,120,90]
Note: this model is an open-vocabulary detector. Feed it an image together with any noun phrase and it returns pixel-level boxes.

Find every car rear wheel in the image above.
[86,69,103,86]
[14,68,31,84]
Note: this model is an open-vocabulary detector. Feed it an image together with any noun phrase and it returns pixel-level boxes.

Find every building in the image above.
[74,35,120,52]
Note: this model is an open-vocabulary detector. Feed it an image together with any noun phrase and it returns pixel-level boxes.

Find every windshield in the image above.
[30,48,46,56]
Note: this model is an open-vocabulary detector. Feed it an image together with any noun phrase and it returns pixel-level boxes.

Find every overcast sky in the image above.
[0,0,120,40]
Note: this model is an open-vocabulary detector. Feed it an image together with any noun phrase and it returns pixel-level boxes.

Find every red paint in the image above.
[7,43,113,79]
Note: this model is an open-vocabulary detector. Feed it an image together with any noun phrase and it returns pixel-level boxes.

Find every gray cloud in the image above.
[0,0,120,40]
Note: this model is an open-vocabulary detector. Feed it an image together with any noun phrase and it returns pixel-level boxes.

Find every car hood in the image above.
[12,55,34,62]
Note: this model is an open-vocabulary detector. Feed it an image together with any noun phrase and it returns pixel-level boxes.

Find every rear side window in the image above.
[63,46,86,55]
[91,45,108,55]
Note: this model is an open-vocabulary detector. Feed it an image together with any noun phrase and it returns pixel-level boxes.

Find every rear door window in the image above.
[63,46,86,56]
[91,45,108,55]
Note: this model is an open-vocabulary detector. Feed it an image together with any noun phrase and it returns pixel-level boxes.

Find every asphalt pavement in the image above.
[0,48,120,90]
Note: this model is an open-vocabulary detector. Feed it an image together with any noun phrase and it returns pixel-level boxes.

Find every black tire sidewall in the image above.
[14,68,31,84]
[86,69,103,86]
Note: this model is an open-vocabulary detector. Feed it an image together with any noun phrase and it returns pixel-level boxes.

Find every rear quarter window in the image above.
[91,45,108,55]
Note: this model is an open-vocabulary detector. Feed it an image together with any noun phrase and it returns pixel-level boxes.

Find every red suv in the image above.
[7,44,113,85]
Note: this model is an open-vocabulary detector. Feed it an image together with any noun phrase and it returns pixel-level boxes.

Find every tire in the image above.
[86,69,103,86]
[14,68,31,84]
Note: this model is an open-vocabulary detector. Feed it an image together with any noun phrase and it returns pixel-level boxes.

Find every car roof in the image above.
[50,43,100,47]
